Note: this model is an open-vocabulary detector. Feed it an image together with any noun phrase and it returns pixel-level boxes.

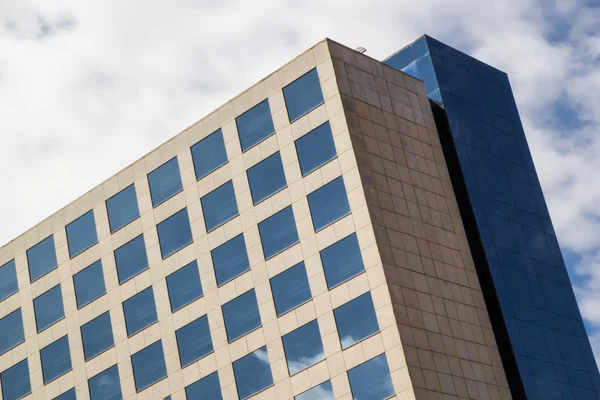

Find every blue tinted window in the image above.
[307,177,350,231]
[73,260,106,309]
[53,388,76,400]
[247,152,287,204]
[222,289,261,342]
[283,68,324,123]
[148,157,183,207]
[270,262,311,316]
[34,285,65,332]
[185,371,222,400]
[0,259,18,302]
[114,235,149,284]
[347,354,394,400]
[0,309,24,355]
[1,359,31,400]
[88,365,121,400]
[201,181,239,232]
[282,320,324,375]
[236,100,275,151]
[131,341,167,392]
[233,346,273,399]
[106,184,140,233]
[295,122,337,176]
[295,380,334,400]
[81,312,114,361]
[320,233,365,288]
[176,316,213,367]
[211,234,250,286]
[27,235,57,282]
[66,210,98,258]
[40,336,72,384]
[157,208,193,259]
[191,129,228,180]
[123,287,158,337]
[166,261,203,312]
[258,206,299,259]
[334,292,379,349]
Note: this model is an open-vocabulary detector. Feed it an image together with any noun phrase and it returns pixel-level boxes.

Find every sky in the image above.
[1,0,600,364]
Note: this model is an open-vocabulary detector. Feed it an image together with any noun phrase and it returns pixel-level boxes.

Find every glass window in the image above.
[0,309,24,355]
[295,122,337,176]
[66,210,98,258]
[347,354,394,400]
[191,129,228,180]
[320,233,365,289]
[270,262,311,316]
[53,388,76,400]
[114,235,149,284]
[282,320,324,375]
[73,260,106,309]
[247,152,287,204]
[34,285,65,332]
[81,312,114,361]
[148,157,183,207]
[0,259,18,302]
[185,371,222,400]
[176,315,213,367]
[88,365,121,400]
[307,177,350,231]
[157,208,193,259]
[123,287,158,337]
[211,234,250,286]
[222,289,261,342]
[334,292,379,349]
[236,100,275,151]
[106,184,140,233]
[283,68,324,123]
[258,206,299,259]
[166,261,203,312]
[201,181,239,232]
[1,359,31,400]
[27,235,57,282]
[233,346,273,400]
[40,336,72,384]
[295,380,334,400]
[131,341,167,392]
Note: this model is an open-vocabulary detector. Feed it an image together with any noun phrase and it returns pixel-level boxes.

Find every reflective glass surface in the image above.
[40,336,72,384]
[283,68,324,123]
[34,285,64,332]
[307,177,350,231]
[295,122,337,176]
[233,346,273,399]
[211,234,250,286]
[176,316,213,367]
[53,388,76,400]
[0,309,24,355]
[157,208,193,259]
[0,259,17,302]
[166,261,203,312]
[106,184,140,233]
[334,292,379,349]
[148,157,183,207]
[1,359,30,400]
[66,210,98,258]
[88,365,121,400]
[123,287,158,337]
[185,371,222,400]
[222,289,261,342]
[191,128,228,180]
[27,235,57,282]
[320,233,365,288]
[347,354,394,400]
[247,152,287,204]
[81,312,114,361]
[201,181,239,232]
[236,99,275,152]
[295,380,334,400]
[114,234,149,284]
[73,260,106,309]
[282,320,324,375]
[131,341,167,392]
[270,262,311,316]
[258,206,299,259]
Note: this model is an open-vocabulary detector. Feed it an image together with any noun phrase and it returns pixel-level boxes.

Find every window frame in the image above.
[33,284,65,333]
[257,205,299,260]
[166,261,203,313]
[294,121,337,176]
[106,184,140,234]
[246,151,287,205]
[191,128,229,180]
[175,315,213,368]
[147,156,184,208]
[156,207,194,259]
[122,287,158,337]
[40,335,73,384]
[0,259,18,303]
[200,180,240,232]
[270,262,312,317]
[114,234,149,285]
[26,234,58,283]
[65,210,99,259]
[130,340,168,393]
[73,260,106,310]
[283,67,325,123]
[222,289,262,343]
[235,99,276,152]
[81,311,115,361]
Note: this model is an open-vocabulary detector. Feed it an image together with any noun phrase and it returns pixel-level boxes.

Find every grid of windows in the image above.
[65,210,98,258]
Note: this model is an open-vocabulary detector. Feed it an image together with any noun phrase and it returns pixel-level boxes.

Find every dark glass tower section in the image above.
[385,35,600,399]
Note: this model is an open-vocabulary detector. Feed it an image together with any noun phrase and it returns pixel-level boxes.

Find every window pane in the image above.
[236,99,275,151]
[114,235,149,284]
[295,380,334,400]
[283,68,324,123]
[131,341,167,392]
[334,292,379,349]
[0,259,18,302]
[222,289,261,342]
[34,285,65,332]
[320,233,365,288]
[73,260,106,309]
[66,210,98,258]
[0,309,24,355]
[191,129,228,180]
[166,261,203,312]
[201,181,239,231]
[295,122,337,176]
[247,152,287,204]
[157,208,193,259]
[53,388,76,400]
[185,371,222,400]
[270,262,311,316]
[106,184,140,233]
[27,235,57,282]
[347,354,394,400]
[307,177,350,231]
[40,336,72,384]
[81,312,114,361]
[233,346,273,400]
[176,316,213,367]
[258,206,299,259]
[282,320,324,375]
[1,359,31,400]
[148,157,183,207]
[89,365,121,400]
[211,234,250,286]
[123,287,158,337]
